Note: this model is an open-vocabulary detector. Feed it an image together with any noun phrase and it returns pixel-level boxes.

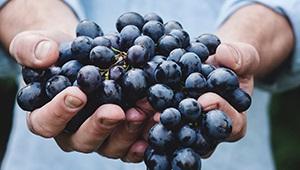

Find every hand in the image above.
[203,42,259,142]
[148,42,260,158]
[10,30,156,163]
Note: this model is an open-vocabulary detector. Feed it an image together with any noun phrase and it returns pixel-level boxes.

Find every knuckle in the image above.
[33,121,56,138]
[57,143,74,153]
[98,150,122,159]
[121,157,131,163]
[36,127,56,138]
[27,113,56,138]
[52,109,71,124]
[126,108,147,122]
[73,143,96,153]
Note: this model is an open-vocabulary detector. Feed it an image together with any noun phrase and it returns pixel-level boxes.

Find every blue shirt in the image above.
[64,0,300,92]
[1,0,300,91]
[0,0,299,170]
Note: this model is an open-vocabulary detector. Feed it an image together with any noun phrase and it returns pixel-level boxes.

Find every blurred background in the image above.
[0,54,299,169]
[0,52,18,167]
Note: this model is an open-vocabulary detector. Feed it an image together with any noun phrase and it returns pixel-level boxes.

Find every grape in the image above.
[148,123,175,151]
[160,108,182,130]
[126,45,149,67]
[142,20,165,43]
[143,61,159,84]
[154,60,182,86]
[169,29,190,48]
[109,65,125,81]
[146,152,171,170]
[77,65,102,94]
[193,129,216,157]
[44,66,61,81]
[144,146,155,166]
[201,64,216,78]
[121,68,148,102]
[167,48,185,63]
[164,20,183,34]
[89,46,116,69]
[71,36,93,61]
[21,66,44,84]
[134,35,155,58]
[221,88,252,112]
[151,55,167,64]
[195,33,221,55]
[60,60,83,83]
[104,33,120,49]
[45,75,71,99]
[116,12,145,32]
[172,148,201,170]
[178,52,202,78]
[186,42,210,62]
[57,42,73,66]
[178,98,202,122]
[144,12,163,23]
[207,67,239,93]
[185,72,207,99]
[172,91,186,107]
[148,84,174,112]
[119,25,141,50]
[99,80,122,105]
[178,125,197,147]
[202,109,232,141]
[17,82,46,111]
[76,20,103,38]
[157,35,182,56]
[92,36,111,47]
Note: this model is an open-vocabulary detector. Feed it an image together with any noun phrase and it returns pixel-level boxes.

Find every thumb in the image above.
[9,30,73,68]
[206,42,260,76]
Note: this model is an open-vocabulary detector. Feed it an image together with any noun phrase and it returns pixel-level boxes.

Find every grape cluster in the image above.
[16,12,252,170]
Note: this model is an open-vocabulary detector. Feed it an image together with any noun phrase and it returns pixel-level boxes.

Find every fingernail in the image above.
[127,122,143,132]
[34,40,53,60]
[233,55,242,70]
[65,95,83,108]
[102,119,120,127]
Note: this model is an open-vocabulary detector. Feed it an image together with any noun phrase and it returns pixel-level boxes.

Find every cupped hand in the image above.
[10,30,155,163]
[203,42,260,142]
[145,42,260,159]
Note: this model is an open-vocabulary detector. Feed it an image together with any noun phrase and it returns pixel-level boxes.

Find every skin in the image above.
[0,0,294,163]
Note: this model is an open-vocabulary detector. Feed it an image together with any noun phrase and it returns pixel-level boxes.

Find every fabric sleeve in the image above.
[63,0,86,20]
[217,0,300,93]
[0,0,5,6]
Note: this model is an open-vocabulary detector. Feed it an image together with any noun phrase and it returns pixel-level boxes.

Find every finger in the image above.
[136,97,156,117]
[153,112,160,122]
[122,140,148,163]
[55,104,125,153]
[27,86,86,138]
[97,107,147,158]
[198,92,247,142]
[206,43,260,76]
[9,30,73,68]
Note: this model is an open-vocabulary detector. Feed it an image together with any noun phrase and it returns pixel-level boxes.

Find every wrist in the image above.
[216,4,294,76]
[0,0,78,50]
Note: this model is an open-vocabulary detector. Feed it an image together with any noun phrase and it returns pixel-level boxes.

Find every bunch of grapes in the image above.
[16,12,251,170]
